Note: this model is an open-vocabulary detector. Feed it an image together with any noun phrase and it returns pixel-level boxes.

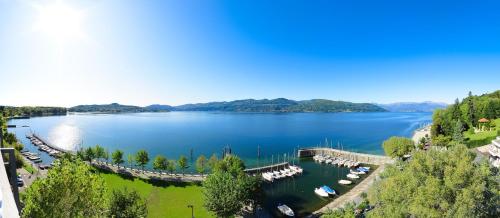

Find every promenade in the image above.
[92,161,206,182]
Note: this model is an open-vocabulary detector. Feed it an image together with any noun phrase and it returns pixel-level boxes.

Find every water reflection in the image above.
[48,122,82,151]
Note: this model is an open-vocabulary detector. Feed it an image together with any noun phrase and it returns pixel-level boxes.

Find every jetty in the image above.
[298,147,392,165]
[244,162,289,174]
[27,134,72,154]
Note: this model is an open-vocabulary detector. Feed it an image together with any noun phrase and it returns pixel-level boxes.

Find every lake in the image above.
[8,111,431,215]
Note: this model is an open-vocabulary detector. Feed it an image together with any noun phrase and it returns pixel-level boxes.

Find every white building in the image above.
[489,136,500,168]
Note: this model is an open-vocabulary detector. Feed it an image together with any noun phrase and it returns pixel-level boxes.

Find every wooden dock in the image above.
[244,162,289,174]
[298,147,393,165]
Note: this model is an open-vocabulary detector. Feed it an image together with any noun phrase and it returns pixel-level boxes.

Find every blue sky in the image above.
[1,0,499,107]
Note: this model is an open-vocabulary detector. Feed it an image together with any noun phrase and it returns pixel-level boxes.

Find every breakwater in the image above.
[298,147,393,165]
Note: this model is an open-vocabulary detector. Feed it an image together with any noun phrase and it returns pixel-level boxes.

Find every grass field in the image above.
[464,118,500,147]
[99,170,214,218]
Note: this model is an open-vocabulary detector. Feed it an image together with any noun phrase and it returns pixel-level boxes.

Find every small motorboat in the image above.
[277,203,294,217]
[350,169,366,175]
[315,187,329,197]
[321,185,336,195]
[339,179,353,185]
[347,174,360,179]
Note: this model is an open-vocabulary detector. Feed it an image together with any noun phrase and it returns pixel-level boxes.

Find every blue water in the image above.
[7,111,430,215]
[8,112,430,167]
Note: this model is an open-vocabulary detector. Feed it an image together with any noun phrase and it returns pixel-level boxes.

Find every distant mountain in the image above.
[68,99,386,113]
[144,104,175,112]
[173,98,386,112]
[377,102,448,112]
[69,103,169,113]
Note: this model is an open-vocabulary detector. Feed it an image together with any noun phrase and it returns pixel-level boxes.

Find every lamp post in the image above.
[187,204,194,218]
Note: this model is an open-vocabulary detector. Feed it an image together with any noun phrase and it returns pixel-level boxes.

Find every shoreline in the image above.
[412,124,432,144]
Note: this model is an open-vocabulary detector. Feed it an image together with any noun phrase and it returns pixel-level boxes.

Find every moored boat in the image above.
[314,187,329,197]
[339,179,352,185]
[321,185,336,195]
[347,173,360,179]
[277,203,294,217]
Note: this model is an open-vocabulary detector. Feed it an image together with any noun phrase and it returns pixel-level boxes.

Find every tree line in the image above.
[77,145,220,175]
[0,106,67,117]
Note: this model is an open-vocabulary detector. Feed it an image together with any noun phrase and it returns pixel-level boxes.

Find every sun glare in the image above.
[33,2,85,43]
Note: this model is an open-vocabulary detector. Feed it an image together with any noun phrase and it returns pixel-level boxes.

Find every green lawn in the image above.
[464,118,500,148]
[99,170,214,218]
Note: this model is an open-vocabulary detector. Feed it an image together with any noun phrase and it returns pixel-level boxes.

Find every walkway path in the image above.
[92,161,206,182]
[313,164,386,215]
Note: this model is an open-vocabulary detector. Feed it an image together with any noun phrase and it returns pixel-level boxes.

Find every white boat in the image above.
[321,185,336,195]
[325,159,333,164]
[338,160,346,166]
[277,204,295,217]
[262,173,274,182]
[347,173,360,179]
[339,180,352,185]
[350,169,365,175]
[289,165,303,174]
[314,187,329,197]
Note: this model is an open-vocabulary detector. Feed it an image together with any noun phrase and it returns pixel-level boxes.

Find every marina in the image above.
[7,111,430,216]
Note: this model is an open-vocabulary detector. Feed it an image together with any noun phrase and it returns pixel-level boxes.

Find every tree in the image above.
[207,154,218,172]
[178,155,189,175]
[382,136,415,158]
[127,154,134,168]
[432,134,452,147]
[451,98,461,121]
[467,91,476,127]
[84,146,95,163]
[196,155,207,176]
[322,202,356,218]
[112,150,125,168]
[203,155,261,217]
[367,145,499,218]
[22,159,108,217]
[108,188,147,218]
[94,145,105,162]
[135,150,149,171]
[452,119,464,144]
[167,160,176,175]
[153,155,168,174]
[104,148,110,164]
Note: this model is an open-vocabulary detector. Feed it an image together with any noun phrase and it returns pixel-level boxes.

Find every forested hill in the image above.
[173,98,386,112]
[377,101,448,112]
[69,103,170,113]
[68,99,386,113]
[0,106,67,117]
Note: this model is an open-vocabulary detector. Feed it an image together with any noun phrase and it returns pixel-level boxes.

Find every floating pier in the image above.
[244,162,289,174]
[298,147,392,165]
